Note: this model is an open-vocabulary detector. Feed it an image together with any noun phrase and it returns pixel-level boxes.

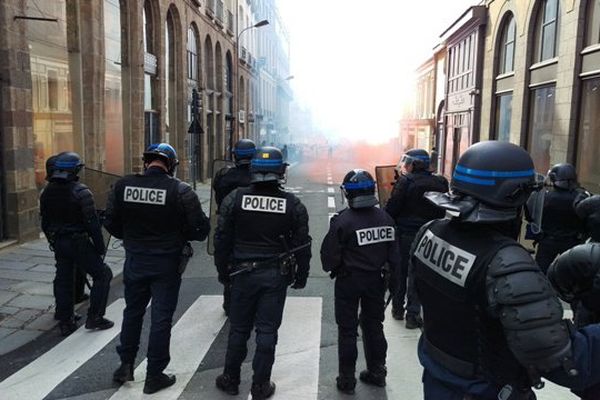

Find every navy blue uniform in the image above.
[104,166,209,377]
[321,206,400,380]
[40,177,112,324]
[384,171,447,319]
[215,183,311,386]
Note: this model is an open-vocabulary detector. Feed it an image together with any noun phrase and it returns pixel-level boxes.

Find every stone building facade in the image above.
[0,0,292,242]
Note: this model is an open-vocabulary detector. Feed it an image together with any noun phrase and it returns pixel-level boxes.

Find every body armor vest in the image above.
[412,219,530,386]
[542,189,583,239]
[41,181,86,233]
[115,172,184,252]
[232,185,294,259]
[214,166,251,206]
[395,173,447,229]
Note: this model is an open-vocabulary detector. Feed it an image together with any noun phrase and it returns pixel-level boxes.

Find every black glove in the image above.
[291,275,307,289]
[217,265,230,285]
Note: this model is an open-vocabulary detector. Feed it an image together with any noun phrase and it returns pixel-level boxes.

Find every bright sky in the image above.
[278,0,478,144]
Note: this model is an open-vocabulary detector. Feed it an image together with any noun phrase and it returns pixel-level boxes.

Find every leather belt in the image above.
[423,336,478,379]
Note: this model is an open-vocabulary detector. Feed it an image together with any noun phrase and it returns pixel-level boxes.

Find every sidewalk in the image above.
[0,182,211,356]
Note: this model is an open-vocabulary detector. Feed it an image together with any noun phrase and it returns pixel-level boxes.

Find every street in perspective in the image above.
[1,0,600,399]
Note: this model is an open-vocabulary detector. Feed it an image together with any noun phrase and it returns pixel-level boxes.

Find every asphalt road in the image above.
[0,156,576,400]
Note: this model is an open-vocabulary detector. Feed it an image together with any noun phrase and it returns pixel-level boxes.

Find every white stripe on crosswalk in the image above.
[0,298,126,400]
[327,187,334,193]
[327,197,336,209]
[109,295,226,400]
[260,297,322,400]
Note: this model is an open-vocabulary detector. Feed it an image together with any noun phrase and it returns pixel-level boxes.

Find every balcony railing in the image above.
[215,0,224,25]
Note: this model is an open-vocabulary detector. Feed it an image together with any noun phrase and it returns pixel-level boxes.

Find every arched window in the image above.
[187,26,198,82]
[143,0,159,145]
[498,15,516,74]
[165,8,178,136]
[534,0,560,62]
[587,0,600,47]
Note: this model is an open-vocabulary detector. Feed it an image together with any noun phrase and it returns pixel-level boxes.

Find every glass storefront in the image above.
[104,0,124,175]
[527,85,555,173]
[495,93,512,142]
[26,0,74,188]
[577,77,600,193]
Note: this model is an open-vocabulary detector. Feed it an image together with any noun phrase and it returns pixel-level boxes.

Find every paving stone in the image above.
[0,327,18,340]
[0,290,19,306]
[0,329,43,355]
[25,256,56,265]
[0,270,54,283]
[20,241,51,251]
[17,248,53,257]
[0,260,33,271]
[0,252,31,262]
[10,281,53,296]
[7,294,55,310]
[0,279,20,290]
[0,305,20,315]
[30,264,56,273]
[25,312,58,331]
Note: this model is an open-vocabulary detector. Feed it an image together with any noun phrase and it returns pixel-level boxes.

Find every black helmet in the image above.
[399,149,430,171]
[250,146,287,183]
[451,141,538,209]
[45,151,69,181]
[52,152,84,180]
[341,169,378,208]
[548,163,577,190]
[233,139,256,166]
[143,143,179,175]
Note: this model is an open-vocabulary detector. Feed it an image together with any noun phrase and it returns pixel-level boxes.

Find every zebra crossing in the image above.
[0,293,576,400]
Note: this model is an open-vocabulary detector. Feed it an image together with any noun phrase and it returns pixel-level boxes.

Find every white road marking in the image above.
[258,297,322,400]
[109,295,227,400]
[327,196,336,209]
[327,187,334,194]
[327,179,333,185]
[0,299,126,400]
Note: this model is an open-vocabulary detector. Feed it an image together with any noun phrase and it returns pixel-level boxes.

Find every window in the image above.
[527,85,555,173]
[187,27,198,81]
[587,0,600,47]
[494,93,513,142]
[498,15,516,74]
[534,0,560,62]
[577,78,600,193]
[143,1,159,145]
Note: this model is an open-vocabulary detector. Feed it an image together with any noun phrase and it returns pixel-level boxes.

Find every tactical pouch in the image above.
[178,242,194,274]
[279,254,297,284]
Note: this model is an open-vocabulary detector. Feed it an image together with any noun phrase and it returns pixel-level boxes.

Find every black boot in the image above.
[336,376,357,394]
[85,316,115,330]
[405,314,423,330]
[359,369,386,387]
[250,381,276,400]
[391,308,405,320]
[113,363,134,384]
[143,373,176,394]
[215,373,240,395]
[59,318,78,336]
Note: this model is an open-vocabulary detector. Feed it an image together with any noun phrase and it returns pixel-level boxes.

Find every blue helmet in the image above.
[143,143,179,175]
[233,139,256,166]
[250,146,286,183]
[400,148,430,171]
[341,169,377,208]
[51,152,84,180]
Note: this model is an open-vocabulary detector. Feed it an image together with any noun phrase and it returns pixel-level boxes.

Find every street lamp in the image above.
[231,19,269,159]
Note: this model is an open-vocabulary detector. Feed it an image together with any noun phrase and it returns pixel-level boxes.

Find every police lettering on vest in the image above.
[124,186,167,205]
[356,226,395,246]
[241,195,286,214]
[414,229,475,287]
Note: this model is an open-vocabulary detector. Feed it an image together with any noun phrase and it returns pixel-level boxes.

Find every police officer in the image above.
[530,163,587,273]
[213,138,255,315]
[548,243,600,399]
[384,148,448,328]
[214,146,311,400]
[321,169,400,394]
[575,194,600,242]
[40,152,113,336]
[104,143,210,394]
[411,140,600,399]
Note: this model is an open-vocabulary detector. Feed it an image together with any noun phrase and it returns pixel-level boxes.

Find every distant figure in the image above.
[429,147,438,173]
[282,144,288,162]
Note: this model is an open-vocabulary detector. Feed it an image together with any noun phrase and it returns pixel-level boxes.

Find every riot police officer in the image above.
[412,141,600,399]
[575,194,600,242]
[321,169,400,394]
[530,163,587,273]
[40,152,113,336]
[213,138,255,315]
[214,146,311,400]
[384,148,448,328]
[104,143,210,394]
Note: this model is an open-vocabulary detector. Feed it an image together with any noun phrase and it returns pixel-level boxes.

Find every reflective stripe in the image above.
[453,173,496,186]
[235,148,255,156]
[455,164,535,178]
[252,159,283,165]
[55,161,80,168]
[343,181,375,190]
